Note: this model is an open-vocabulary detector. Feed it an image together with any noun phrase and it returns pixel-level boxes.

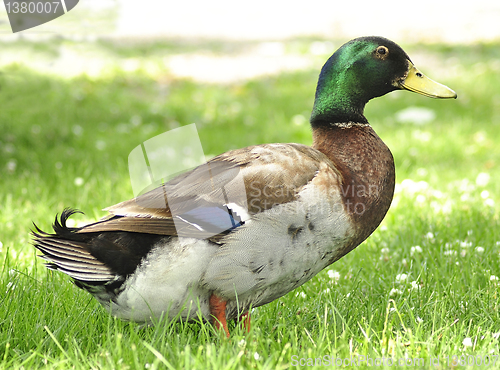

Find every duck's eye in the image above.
[376,46,389,56]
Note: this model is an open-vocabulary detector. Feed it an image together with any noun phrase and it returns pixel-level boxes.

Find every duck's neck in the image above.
[309,57,370,126]
[312,124,395,244]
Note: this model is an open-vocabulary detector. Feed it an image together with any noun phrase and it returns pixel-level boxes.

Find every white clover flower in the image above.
[74,177,84,187]
[416,317,424,323]
[389,288,402,296]
[254,352,260,360]
[476,172,490,187]
[462,338,473,347]
[416,194,426,203]
[327,270,341,282]
[295,291,307,299]
[410,281,420,291]
[395,273,408,283]
[410,246,423,256]
[475,246,485,254]
[485,199,495,207]
[490,275,499,281]
[425,232,434,239]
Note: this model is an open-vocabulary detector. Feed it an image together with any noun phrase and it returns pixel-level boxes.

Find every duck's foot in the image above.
[209,294,230,338]
[238,311,251,333]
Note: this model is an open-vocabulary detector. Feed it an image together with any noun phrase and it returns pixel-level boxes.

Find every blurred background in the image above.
[1,0,500,80]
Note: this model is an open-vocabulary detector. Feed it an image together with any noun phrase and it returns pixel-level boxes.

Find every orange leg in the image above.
[209,294,230,338]
[238,311,251,333]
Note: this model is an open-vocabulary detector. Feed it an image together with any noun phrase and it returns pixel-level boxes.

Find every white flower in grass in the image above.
[475,246,485,254]
[444,250,457,256]
[295,291,307,299]
[381,247,390,254]
[327,270,340,282]
[389,288,402,296]
[416,194,426,203]
[410,281,420,291]
[410,246,423,256]
[462,338,473,347]
[238,339,246,347]
[425,232,434,240]
[395,273,408,283]
[493,332,500,339]
[490,275,499,281]
[485,198,495,207]
[459,240,472,248]
[74,177,84,187]
[476,172,490,187]
[481,190,490,199]
[416,317,424,323]
[254,352,260,360]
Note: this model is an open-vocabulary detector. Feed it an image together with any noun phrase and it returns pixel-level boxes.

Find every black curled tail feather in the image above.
[32,208,85,241]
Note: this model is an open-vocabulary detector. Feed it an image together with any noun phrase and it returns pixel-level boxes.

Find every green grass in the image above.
[1,38,499,369]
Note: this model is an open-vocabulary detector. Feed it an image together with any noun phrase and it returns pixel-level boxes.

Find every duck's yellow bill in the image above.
[398,61,457,99]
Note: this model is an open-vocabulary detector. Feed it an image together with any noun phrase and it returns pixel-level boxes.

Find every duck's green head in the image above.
[310,36,457,126]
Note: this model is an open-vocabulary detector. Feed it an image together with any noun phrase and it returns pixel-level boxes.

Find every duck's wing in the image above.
[78,143,339,240]
[32,143,342,288]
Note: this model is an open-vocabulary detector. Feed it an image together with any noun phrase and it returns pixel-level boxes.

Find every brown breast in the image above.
[313,123,395,248]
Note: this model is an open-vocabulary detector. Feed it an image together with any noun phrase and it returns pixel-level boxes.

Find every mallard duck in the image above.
[33,36,456,337]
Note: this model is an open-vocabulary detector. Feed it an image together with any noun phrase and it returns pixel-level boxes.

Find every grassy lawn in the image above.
[1,37,499,369]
